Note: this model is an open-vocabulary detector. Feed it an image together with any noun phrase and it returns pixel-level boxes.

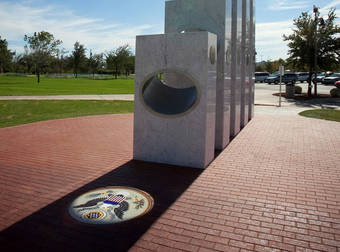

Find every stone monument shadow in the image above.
[0,160,203,252]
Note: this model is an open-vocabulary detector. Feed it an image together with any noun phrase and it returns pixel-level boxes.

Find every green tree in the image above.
[256,59,286,73]
[0,36,13,73]
[88,50,104,78]
[55,48,68,75]
[255,64,265,72]
[264,61,275,74]
[106,44,131,79]
[12,52,22,73]
[283,8,340,96]
[22,47,34,74]
[24,31,62,83]
[72,41,86,78]
[126,55,135,76]
[105,52,116,77]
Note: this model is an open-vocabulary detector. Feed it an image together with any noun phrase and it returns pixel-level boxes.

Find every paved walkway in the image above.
[0,111,339,251]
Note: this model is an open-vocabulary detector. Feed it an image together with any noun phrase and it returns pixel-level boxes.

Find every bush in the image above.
[330,88,340,97]
[295,85,302,94]
[335,81,340,88]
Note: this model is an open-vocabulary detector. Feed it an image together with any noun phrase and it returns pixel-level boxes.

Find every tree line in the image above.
[254,57,339,74]
[1,6,339,91]
[256,59,293,74]
[0,31,135,83]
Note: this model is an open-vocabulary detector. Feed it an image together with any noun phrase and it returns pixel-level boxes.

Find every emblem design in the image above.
[68,187,153,225]
[84,210,105,220]
[133,198,145,209]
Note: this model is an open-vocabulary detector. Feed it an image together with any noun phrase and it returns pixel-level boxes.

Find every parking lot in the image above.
[255,82,335,105]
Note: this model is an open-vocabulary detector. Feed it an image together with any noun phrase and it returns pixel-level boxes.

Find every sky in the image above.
[0,0,339,61]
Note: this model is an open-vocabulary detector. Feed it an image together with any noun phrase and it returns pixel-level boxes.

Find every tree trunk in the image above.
[37,72,40,83]
[308,70,313,97]
[314,74,318,97]
[115,65,118,79]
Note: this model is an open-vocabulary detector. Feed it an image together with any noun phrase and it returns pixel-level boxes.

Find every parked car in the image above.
[313,73,325,83]
[335,80,340,88]
[255,72,270,83]
[266,73,280,84]
[282,73,298,84]
[296,72,309,83]
[322,73,340,85]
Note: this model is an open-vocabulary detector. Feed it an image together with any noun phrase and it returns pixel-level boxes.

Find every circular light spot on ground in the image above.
[68,186,154,225]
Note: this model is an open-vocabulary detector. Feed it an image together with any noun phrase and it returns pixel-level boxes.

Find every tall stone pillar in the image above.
[133,32,217,168]
[165,0,233,150]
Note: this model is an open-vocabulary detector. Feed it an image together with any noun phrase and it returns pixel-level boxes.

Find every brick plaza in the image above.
[0,112,339,251]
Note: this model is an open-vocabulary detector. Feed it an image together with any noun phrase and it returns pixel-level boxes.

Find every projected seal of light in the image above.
[141,70,199,116]
[68,187,154,224]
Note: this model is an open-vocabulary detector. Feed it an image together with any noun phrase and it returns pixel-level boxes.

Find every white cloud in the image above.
[269,0,309,11]
[256,21,293,41]
[256,21,293,59]
[0,1,160,55]
[319,0,340,24]
[1,0,338,61]
[320,0,340,13]
[256,0,340,60]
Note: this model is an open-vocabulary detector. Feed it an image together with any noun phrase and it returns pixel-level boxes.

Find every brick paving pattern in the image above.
[0,113,339,252]
[0,114,133,230]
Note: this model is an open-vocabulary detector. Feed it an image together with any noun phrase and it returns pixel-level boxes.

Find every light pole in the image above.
[313,6,319,97]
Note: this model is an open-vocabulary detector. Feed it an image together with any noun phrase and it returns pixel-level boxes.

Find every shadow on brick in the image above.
[0,160,202,252]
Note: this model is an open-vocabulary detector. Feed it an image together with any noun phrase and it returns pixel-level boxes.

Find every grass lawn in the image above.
[0,100,134,128]
[299,109,340,122]
[0,76,134,96]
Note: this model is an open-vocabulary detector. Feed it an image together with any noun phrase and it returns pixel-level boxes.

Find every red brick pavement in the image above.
[0,113,340,252]
[0,114,133,231]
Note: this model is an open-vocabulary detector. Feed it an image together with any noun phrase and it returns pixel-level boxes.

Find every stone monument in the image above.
[133,0,255,169]
[165,0,233,149]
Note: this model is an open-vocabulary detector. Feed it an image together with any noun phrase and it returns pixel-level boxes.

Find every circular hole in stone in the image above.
[68,186,154,225]
[141,70,199,116]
